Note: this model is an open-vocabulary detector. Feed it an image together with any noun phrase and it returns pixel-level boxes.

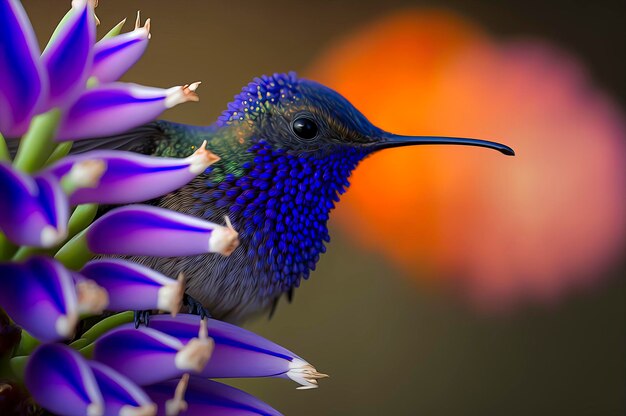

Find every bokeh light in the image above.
[308,10,626,310]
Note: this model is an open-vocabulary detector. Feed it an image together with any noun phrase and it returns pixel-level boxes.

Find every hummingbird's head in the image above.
[217,72,514,157]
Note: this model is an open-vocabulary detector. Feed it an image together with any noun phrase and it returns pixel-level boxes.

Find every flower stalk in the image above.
[12,110,62,173]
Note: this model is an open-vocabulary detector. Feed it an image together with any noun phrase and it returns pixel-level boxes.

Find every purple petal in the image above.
[145,377,283,416]
[26,344,103,416]
[91,21,150,83]
[0,163,67,247]
[80,259,183,313]
[149,314,327,389]
[41,0,95,109]
[86,205,239,257]
[0,256,78,342]
[56,82,199,141]
[33,173,70,241]
[89,361,156,416]
[43,145,219,205]
[0,0,45,136]
[93,325,213,386]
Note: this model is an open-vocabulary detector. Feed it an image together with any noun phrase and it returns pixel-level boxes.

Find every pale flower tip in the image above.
[157,274,185,315]
[174,334,214,373]
[208,222,240,256]
[164,83,201,108]
[135,10,141,29]
[187,141,220,174]
[86,402,104,416]
[165,374,189,416]
[77,280,109,315]
[40,226,66,248]
[55,312,78,339]
[287,359,329,389]
[119,403,157,416]
[68,159,107,190]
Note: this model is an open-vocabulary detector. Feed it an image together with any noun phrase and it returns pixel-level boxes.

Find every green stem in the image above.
[0,132,10,161]
[0,234,18,261]
[54,229,93,270]
[81,311,133,344]
[9,355,29,382]
[15,331,39,356]
[13,110,62,173]
[80,342,95,359]
[69,338,89,350]
[45,141,73,166]
[67,204,99,240]
[11,246,42,262]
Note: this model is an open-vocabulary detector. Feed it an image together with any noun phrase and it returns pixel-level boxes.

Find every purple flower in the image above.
[91,13,151,83]
[93,320,214,386]
[0,0,46,136]
[0,256,77,342]
[43,141,219,205]
[145,376,283,416]
[86,205,240,257]
[0,0,198,141]
[0,163,69,247]
[56,82,201,141]
[149,314,328,389]
[81,259,184,314]
[26,343,156,416]
[40,0,95,110]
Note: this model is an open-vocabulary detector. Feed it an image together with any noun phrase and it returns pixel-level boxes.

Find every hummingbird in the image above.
[71,72,514,323]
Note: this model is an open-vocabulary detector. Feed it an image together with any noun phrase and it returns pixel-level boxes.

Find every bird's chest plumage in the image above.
[176,141,363,309]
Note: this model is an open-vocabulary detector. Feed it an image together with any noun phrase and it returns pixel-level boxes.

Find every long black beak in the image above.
[375,133,515,156]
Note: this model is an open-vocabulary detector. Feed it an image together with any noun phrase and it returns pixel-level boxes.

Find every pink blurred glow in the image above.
[308,11,626,310]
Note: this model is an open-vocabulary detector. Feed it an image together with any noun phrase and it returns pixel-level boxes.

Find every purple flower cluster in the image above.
[0,1,326,414]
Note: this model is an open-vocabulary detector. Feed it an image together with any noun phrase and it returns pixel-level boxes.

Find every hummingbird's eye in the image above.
[291,117,318,140]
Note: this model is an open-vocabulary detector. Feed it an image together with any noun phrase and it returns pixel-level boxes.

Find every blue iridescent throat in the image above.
[193,140,367,291]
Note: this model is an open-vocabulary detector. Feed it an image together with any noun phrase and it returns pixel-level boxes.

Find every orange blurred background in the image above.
[308,10,626,310]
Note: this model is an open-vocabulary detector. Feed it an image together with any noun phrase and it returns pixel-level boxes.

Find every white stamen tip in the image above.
[207,222,240,256]
[144,18,151,38]
[188,81,201,92]
[135,10,141,29]
[165,374,189,416]
[77,280,109,315]
[186,140,220,174]
[287,358,329,390]
[157,273,185,315]
[199,317,208,339]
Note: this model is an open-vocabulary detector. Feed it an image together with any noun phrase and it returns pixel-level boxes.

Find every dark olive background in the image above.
[23,1,626,415]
